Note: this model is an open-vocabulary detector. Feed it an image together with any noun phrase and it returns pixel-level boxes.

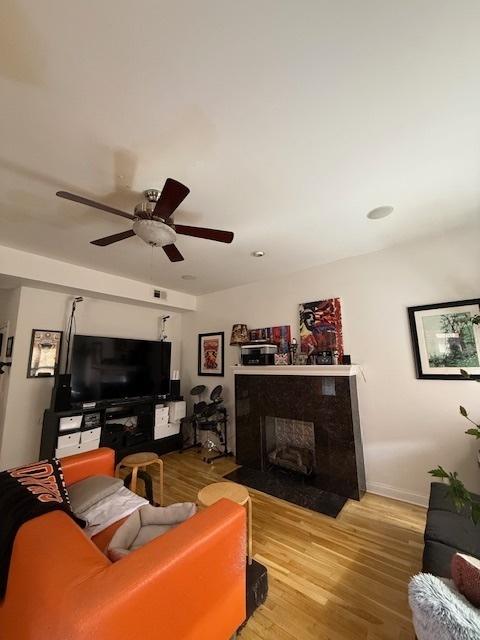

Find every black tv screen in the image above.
[71,335,170,403]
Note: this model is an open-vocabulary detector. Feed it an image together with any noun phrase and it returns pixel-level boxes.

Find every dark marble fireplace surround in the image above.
[231,372,366,515]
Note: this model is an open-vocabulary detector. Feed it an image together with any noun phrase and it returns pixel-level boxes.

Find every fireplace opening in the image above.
[263,417,316,476]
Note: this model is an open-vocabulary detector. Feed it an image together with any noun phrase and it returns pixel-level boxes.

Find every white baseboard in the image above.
[366,481,429,508]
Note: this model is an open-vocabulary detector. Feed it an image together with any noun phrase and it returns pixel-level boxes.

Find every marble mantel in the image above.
[233,364,359,377]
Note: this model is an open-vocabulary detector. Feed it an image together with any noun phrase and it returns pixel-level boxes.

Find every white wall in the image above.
[0,288,21,455]
[181,222,480,506]
[0,244,197,312]
[0,286,183,469]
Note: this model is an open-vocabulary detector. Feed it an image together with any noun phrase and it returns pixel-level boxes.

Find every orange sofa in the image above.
[0,448,246,640]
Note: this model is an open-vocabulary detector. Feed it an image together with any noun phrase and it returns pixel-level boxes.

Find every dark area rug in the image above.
[223,466,347,518]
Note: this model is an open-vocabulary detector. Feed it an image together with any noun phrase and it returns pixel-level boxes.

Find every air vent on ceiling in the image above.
[153,289,167,300]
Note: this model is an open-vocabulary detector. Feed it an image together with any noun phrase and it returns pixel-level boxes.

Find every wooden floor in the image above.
[153,448,426,640]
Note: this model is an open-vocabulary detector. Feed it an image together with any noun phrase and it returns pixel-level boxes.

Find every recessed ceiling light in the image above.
[367,206,394,220]
[252,250,266,257]
[181,274,196,280]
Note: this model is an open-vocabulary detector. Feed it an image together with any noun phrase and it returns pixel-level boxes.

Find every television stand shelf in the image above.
[40,395,182,463]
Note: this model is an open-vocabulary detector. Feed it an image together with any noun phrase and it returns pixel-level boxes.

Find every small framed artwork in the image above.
[198,332,224,376]
[6,337,14,358]
[27,329,63,378]
[408,299,480,380]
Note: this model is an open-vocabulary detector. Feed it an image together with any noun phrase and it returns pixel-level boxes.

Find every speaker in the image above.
[170,379,181,400]
[51,374,72,411]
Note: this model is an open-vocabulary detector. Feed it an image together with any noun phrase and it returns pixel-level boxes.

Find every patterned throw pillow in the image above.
[451,553,480,608]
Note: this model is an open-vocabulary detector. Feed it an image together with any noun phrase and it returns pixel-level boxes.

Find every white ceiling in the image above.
[1,1,479,295]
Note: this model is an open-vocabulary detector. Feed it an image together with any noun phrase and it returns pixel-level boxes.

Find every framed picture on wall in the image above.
[6,336,14,358]
[299,298,344,359]
[198,332,224,376]
[408,299,480,379]
[27,329,63,378]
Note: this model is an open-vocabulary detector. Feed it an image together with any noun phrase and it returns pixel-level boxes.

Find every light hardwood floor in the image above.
[152,448,426,640]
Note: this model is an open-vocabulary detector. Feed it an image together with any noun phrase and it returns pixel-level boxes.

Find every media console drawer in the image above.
[81,427,101,443]
[55,440,99,458]
[57,431,81,449]
[59,415,83,433]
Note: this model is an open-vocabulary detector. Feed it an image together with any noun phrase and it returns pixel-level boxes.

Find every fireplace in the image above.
[228,368,366,516]
[263,417,315,476]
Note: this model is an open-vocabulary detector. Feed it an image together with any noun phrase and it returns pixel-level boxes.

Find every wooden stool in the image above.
[116,452,164,506]
[197,481,252,564]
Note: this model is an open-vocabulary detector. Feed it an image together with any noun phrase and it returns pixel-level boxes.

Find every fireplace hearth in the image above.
[231,366,365,516]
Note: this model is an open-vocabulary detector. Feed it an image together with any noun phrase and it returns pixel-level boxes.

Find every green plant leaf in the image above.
[472,504,480,526]
[460,406,469,417]
[465,428,480,439]
[429,466,449,479]
[447,478,470,510]
[460,369,471,379]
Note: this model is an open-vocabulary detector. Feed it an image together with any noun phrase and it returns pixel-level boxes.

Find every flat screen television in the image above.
[70,335,171,404]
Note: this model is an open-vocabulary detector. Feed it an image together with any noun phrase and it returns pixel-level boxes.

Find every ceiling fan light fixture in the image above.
[132,219,177,247]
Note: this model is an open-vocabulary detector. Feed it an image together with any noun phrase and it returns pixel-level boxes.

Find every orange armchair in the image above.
[0,448,246,640]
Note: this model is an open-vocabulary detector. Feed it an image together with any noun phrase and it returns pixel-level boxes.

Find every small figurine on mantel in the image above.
[288,337,298,365]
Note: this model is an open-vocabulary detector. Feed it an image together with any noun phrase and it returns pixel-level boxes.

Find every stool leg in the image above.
[137,471,154,503]
[247,496,253,565]
[156,459,164,506]
[130,466,138,494]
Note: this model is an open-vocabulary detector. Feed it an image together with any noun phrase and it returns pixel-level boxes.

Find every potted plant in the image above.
[429,316,480,523]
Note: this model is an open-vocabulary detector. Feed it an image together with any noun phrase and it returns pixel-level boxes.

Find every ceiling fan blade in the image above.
[91,230,136,246]
[56,191,134,220]
[153,179,190,220]
[163,243,184,262]
[174,224,234,244]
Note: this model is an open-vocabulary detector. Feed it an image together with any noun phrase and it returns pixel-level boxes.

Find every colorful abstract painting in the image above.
[299,298,343,358]
[248,325,292,354]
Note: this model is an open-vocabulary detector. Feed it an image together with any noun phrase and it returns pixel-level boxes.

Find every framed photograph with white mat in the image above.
[408,299,480,380]
[198,331,224,376]
[27,329,63,378]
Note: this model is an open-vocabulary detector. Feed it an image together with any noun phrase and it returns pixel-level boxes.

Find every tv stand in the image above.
[40,395,183,462]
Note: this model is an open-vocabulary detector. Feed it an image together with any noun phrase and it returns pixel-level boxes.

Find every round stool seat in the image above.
[198,481,249,507]
[116,452,164,506]
[120,452,159,467]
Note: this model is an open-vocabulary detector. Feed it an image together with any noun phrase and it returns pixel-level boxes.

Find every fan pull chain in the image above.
[149,244,154,284]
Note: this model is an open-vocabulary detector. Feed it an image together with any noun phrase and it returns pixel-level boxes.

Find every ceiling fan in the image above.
[56,179,234,262]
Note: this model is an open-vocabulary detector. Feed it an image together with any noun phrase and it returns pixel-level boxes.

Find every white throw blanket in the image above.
[80,486,149,538]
